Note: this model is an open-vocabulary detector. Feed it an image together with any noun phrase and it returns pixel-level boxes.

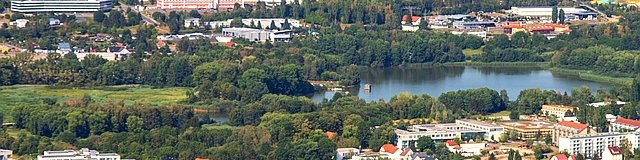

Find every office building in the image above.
[394,119,504,149]
[610,117,640,132]
[542,105,576,118]
[501,121,554,140]
[553,121,596,145]
[38,148,120,160]
[11,0,113,13]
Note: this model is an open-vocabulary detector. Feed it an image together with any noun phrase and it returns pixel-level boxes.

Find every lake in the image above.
[309,66,612,102]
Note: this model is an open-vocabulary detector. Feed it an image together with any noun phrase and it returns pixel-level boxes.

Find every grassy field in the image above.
[0,85,188,120]
[549,68,633,86]
[462,48,483,56]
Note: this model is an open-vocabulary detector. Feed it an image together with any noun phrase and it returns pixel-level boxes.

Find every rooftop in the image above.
[456,119,502,128]
[613,117,640,127]
[381,144,398,154]
[557,121,588,131]
[563,132,626,139]
[500,121,554,130]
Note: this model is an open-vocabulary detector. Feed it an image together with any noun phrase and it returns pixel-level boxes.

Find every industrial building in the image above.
[37,148,120,160]
[221,28,293,42]
[11,0,112,13]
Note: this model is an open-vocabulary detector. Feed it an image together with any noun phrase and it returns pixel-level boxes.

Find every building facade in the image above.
[11,0,112,13]
[542,105,576,118]
[558,132,638,157]
[221,27,292,42]
[394,120,504,149]
[610,117,640,132]
[38,148,120,160]
[157,0,216,9]
[501,121,554,140]
[553,121,596,145]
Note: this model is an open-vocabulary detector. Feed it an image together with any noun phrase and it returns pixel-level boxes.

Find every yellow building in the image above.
[500,121,554,140]
[541,104,575,118]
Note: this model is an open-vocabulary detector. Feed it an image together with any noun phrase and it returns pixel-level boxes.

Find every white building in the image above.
[38,148,120,160]
[558,132,640,157]
[610,117,640,132]
[602,146,623,160]
[11,0,113,13]
[157,0,217,9]
[451,31,487,39]
[206,18,301,29]
[184,18,200,28]
[13,19,29,28]
[221,27,292,42]
[506,7,590,17]
[588,101,627,107]
[395,119,504,149]
[0,149,12,160]
[336,148,359,160]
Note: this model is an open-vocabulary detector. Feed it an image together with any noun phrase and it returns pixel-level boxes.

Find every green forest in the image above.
[1,0,640,159]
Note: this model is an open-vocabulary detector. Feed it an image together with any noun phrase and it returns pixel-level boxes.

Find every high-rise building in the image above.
[11,0,112,13]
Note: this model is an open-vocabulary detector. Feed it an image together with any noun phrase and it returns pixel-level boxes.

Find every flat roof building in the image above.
[157,0,216,9]
[221,27,292,42]
[506,7,590,17]
[501,121,554,140]
[395,120,504,149]
[11,0,113,13]
[0,149,12,160]
[38,148,120,160]
[558,132,638,158]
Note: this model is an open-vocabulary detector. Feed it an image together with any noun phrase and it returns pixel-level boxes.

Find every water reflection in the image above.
[310,66,611,102]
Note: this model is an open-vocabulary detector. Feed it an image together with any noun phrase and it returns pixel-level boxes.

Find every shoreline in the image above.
[397,62,632,86]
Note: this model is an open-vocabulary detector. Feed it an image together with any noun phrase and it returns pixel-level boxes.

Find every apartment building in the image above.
[558,132,630,157]
[157,0,217,9]
[11,0,113,13]
[542,105,575,118]
[610,117,640,132]
[501,121,554,140]
[395,119,504,149]
[553,121,596,145]
[37,148,120,160]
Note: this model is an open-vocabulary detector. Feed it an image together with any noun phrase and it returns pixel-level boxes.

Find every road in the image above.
[119,4,161,25]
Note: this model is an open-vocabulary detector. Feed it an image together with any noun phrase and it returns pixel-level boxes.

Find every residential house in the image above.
[610,117,640,132]
[0,149,12,160]
[184,18,200,28]
[553,121,596,146]
[603,146,623,160]
[13,19,29,28]
[550,154,575,160]
[336,148,359,160]
[56,42,72,54]
[402,15,422,26]
[106,47,130,60]
[377,144,413,160]
[49,18,60,27]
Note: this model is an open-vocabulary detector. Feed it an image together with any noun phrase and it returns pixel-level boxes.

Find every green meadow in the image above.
[0,85,188,121]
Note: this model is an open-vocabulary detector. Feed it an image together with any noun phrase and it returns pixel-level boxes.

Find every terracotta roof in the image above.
[381,144,398,154]
[325,131,337,140]
[400,148,412,156]
[225,41,236,48]
[446,140,458,146]
[614,117,640,127]
[553,154,568,160]
[502,24,525,29]
[527,26,555,31]
[558,121,588,131]
[402,15,421,23]
[609,146,623,155]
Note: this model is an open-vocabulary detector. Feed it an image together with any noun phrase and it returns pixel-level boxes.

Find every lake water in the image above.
[309,66,612,102]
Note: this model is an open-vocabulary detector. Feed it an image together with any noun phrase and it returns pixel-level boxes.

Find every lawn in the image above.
[488,111,511,117]
[462,48,483,56]
[0,85,188,121]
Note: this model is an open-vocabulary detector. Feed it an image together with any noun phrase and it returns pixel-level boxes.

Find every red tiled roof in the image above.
[381,144,398,154]
[554,154,568,160]
[446,140,458,146]
[609,146,623,155]
[502,24,524,29]
[527,26,555,31]
[544,23,569,28]
[225,41,236,48]
[402,15,421,23]
[325,131,337,140]
[400,148,412,156]
[558,121,588,131]
[614,117,640,127]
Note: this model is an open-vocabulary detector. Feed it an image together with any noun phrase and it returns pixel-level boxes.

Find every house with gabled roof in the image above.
[610,117,640,132]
